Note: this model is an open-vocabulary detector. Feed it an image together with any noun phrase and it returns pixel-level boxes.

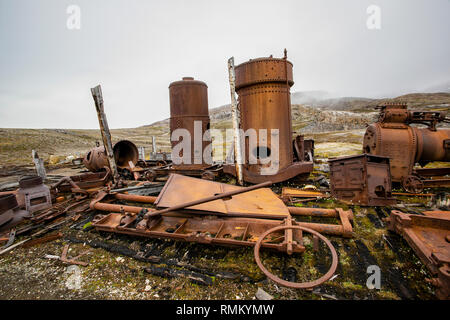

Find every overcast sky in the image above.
[0,0,449,129]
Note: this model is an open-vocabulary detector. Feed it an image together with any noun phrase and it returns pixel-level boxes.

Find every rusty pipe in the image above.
[92,202,147,214]
[113,193,157,204]
[288,206,354,220]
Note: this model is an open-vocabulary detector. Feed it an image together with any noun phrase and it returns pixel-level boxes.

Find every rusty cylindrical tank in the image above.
[83,140,139,172]
[169,77,211,169]
[223,54,313,183]
[363,105,450,182]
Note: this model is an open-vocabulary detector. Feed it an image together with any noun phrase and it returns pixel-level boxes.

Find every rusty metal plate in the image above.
[154,174,289,218]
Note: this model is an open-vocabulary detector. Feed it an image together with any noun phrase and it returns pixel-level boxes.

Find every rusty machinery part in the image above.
[16,175,52,214]
[94,214,306,253]
[169,77,211,170]
[293,135,314,162]
[0,194,30,233]
[328,154,396,206]
[156,160,167,167]
[363,104,450,185]
[0,194,18,227]
[83,140,139,172]
[90,190,353,237]
[201,170,216,181]
[51,169,110,194]
[289,207,354,238]
[60,244,91,266]
[253,225,338,289]
[402,175,425,193]
[144,169,158,182]
[386,210,450,299]
[113,140,139,168]
[223,53,313,184]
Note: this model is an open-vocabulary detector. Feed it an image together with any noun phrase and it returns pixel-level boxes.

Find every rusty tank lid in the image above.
[169,77,208,88]
[19,175,43,189]
[234,56,294,90]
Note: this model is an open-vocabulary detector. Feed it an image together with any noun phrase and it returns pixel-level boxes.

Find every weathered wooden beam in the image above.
[227,57,244,186]
[90,85,119,183]
[32,150,46,180]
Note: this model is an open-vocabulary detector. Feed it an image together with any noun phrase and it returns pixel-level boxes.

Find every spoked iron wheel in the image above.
[402,175,424,193]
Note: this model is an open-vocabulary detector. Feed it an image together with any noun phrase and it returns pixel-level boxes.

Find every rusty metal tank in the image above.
[223,53,313,183]
[169,77,211,169]
[83,140,139,172]
[363,104,450,182]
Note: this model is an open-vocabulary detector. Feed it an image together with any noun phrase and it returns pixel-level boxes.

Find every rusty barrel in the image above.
[234,57,294,175]
[169,77,211,169]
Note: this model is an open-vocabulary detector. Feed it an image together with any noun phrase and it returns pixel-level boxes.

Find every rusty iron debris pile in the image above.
[1,52,450,300]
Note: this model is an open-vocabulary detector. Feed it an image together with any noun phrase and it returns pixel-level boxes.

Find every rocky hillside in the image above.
[1,92,449,166]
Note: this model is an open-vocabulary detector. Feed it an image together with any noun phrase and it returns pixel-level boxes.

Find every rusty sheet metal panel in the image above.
[386,210,450,300]
[154,174,289,218]
[329,154,396,206]
[223,53,313,184]
[363,104,450,183]
[169,77,211,169]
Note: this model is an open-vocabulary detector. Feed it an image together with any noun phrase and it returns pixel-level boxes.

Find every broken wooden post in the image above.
[228,57,244,186]
[32,150,46,180]
[90,85,119,183]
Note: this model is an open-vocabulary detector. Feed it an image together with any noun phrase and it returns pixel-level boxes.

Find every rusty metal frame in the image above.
[386,210,450,299]
[329,154,396,206]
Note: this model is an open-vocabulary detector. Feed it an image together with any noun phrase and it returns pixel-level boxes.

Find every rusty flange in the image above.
[253,225,338,289]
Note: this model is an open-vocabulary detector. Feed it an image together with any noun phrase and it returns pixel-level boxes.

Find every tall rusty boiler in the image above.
[169,77,211,169]
[223,53,313,184]
[363,104,450,192]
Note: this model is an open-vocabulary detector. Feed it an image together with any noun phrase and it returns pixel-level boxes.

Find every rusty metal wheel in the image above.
[253,225,338,289]
[402,175,424,193]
